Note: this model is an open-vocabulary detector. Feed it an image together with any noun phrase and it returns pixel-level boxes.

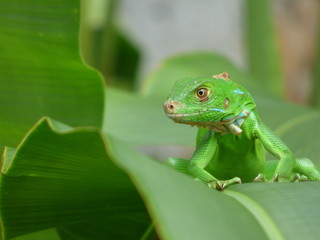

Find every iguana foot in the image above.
[253,173,288,182]
[271,173,308,182]
[207,177,242,191]
[254,173,309,183]
[290,173,308,182]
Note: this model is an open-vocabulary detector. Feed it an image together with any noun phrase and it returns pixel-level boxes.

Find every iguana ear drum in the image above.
[224,98,230,109]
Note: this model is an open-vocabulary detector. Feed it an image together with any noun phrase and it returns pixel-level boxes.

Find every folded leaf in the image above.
[0,118,149,239]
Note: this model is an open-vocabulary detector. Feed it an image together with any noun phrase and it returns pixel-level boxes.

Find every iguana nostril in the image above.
[164,102,180,113]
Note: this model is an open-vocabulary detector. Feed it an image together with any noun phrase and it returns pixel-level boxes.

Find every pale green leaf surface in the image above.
[255,97,314,130]
[276,113,320,166]
[0,0,104,148]
[104,87,196,146]
[228,182,320,240]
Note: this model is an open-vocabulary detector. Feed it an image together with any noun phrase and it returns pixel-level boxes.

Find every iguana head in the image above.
[163,72,255,135]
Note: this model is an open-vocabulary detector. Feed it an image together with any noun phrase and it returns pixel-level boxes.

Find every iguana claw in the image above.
[273,174,279,182]
[253,173,266,182]
[208,177,242,191]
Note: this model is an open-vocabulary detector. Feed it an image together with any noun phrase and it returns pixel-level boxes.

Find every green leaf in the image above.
[0,118,149,239]
[275,112,320,166]
[104,87,196,146]
[57,214,150,240]
[227,182,320,239]
[12,229,60,240]
[0,0,104,148]
[245,0,283,96]
[255,96,315,130]
[311,25,320,106]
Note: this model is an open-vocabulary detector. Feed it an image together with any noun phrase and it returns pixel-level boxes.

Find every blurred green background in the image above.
[81,0,320,105]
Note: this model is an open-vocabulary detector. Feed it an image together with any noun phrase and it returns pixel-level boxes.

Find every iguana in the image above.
[163,72,320,190]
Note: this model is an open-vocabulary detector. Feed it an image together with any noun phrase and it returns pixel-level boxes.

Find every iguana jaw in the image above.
[165,110,249,135]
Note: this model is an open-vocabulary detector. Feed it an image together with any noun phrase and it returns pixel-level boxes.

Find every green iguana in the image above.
[163,72,320,190]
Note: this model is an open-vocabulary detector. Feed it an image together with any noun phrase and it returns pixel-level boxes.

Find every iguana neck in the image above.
[206,108,251,135]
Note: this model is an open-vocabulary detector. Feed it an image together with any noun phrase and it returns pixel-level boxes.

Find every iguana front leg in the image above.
[255,122,295,182]
[166,130,241,190]
[188,130,218,184]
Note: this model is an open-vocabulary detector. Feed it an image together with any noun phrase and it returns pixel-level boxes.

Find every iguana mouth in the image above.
[166,112,202,118]
[166,110,250,135]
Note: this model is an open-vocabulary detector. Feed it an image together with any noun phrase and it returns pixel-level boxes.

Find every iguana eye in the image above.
[195,88,209,102]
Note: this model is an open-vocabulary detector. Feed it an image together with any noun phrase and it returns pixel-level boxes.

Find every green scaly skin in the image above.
[163,72,320,190]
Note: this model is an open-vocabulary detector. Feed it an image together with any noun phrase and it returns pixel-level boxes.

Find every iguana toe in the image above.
[208,177,241,191]
[272,174,279,182]
[253,173,266,182]
[290,174,308,182]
